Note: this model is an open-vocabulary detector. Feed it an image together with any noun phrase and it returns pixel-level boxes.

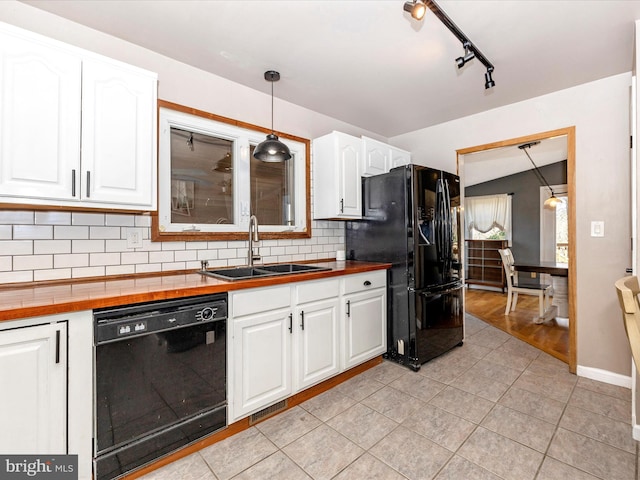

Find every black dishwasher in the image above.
[93,293,227,480]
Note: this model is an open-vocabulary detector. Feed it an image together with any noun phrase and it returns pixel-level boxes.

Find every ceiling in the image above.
[20,0,640,140]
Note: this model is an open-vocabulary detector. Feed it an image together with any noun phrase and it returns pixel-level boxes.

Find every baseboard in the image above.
[576,365,632,389]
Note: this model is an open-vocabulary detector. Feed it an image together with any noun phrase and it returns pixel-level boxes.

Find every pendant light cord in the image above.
[521,146,555,197]
[271,79,274,134]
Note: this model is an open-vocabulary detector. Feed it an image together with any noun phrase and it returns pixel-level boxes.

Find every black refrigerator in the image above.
[345,164,464,371]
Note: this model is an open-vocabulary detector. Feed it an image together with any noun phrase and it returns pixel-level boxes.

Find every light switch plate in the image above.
[591,221,605,237]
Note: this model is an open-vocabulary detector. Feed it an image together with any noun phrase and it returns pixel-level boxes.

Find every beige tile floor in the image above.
[140,315,639,480]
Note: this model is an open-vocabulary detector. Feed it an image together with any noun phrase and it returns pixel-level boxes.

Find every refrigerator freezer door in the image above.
[410,283,464,366]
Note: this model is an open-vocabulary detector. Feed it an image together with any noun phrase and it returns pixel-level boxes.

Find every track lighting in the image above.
[456,42,475,69]
[484,67,495,89]
[403,0,427,20]
[518,141,560,209]
[401,0,496,89]
[254,70,291,163]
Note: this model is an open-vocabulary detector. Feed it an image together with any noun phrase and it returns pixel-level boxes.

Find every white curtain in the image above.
[465,194,512,242]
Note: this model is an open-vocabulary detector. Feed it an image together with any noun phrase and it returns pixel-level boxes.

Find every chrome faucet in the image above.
[248,215,260,266]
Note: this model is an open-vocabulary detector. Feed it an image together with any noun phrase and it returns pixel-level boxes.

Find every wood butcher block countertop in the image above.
[0,261,390,322]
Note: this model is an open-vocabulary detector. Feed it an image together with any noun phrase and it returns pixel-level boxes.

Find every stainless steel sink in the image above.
[258,263,331,274]
[199,263,331,281]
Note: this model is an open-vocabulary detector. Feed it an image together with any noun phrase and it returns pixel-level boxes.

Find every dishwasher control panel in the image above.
[94,293,227,344]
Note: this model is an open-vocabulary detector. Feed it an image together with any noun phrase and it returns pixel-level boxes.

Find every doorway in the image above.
[457,127,577,373]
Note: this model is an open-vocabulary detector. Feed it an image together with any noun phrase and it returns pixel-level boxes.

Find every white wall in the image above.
[0,1,390,284]
[391,73,634,377]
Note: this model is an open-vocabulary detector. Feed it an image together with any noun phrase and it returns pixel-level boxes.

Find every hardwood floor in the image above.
[465,287,569,364]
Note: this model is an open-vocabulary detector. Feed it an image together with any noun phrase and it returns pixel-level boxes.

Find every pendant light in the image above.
[253,70,291,163]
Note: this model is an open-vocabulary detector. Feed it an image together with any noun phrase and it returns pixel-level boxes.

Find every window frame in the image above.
[152,100,311,241]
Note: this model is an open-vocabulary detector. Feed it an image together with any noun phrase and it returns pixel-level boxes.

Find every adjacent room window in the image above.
[465,194,512,244]
[154,102,310,240]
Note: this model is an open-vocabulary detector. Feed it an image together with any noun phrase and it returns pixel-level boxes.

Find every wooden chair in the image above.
[498,248,552,320]
[614,275,640,371]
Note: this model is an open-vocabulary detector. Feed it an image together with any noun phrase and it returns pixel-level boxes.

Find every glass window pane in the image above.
[555,195,568,262]
[170,128,234,225]
[249,145,295,226]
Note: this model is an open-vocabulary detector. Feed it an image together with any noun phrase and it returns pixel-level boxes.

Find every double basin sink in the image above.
[199,263,332,281]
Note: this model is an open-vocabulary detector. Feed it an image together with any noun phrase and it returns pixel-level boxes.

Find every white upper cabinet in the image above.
[0,23,157,211]
[362,136,411,176]
[0,29,82,201]
[81,59,156,207]
[312,131,362,219]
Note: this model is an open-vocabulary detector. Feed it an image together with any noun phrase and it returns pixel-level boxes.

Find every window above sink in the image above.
[153,101,311,241]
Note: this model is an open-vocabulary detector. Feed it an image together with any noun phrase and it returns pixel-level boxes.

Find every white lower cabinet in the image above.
[294,280,341,391]
[0,311,93,480]
[229,271,386,423]
[0,321,67,454]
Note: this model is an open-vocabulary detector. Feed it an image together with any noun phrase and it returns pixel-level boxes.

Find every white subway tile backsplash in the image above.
[13,255,53,271]
[135,215,152,227]
[0,211,34,225]
[35,211,72,225]
[105,240,129,252]
[0,257,11,271]
[105,214,136,227]
[106,265,135,276]
[90,226,121,240]
[34,268,72,282]
[54,225,89,240]
[72,212,105,226]
[149,251,174,263]
[73,266,105,278]
[55,254,89,269]
[72,240,105,254]
[161,241,186,251]
[0,270,33,283]
[34,240,72,255]
[13,225,53,240]
[162,262,186,271]
[0,208,346,285]
[121,252,149,265]
[175,250,197,262]
[0,240,33,256]
[90,253,121,267]
[135,263,161,274]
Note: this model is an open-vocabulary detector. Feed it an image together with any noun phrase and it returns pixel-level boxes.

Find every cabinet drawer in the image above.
[296,278,340,304]
[343,271,386,295]
[231,286,291,317]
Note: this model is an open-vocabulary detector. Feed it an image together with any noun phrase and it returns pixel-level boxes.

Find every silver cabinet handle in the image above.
[86,171,91,198]
[288,313,293,334]
[72,169,77,197]
[346,300,351,317]
[300,311,305,330]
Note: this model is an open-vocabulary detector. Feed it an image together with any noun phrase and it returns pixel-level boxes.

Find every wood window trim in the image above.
[152,100,311,241]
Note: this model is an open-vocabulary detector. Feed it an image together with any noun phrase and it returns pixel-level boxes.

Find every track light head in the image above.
[484,67,496,89]
[455,42,475,69]
[403,0,427,20]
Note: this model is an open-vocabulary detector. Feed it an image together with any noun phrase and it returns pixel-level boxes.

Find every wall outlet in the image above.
[126,228,144,249]
[531,272,537,279]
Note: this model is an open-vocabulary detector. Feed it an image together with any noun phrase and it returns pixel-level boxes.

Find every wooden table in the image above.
[514,262,569,318]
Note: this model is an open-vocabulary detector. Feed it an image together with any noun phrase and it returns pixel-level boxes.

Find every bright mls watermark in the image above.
[0,455,77,479]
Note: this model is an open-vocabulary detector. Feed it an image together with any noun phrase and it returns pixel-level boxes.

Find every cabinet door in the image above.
[232,309,292,419]
[343,288,387,369]
[81,59,156,208]
[337,133,362,217]
[389,146,411,170]
[362,137,389,177]
[0,322,67,454]
[294,298,340,391]
[0,31,81,201]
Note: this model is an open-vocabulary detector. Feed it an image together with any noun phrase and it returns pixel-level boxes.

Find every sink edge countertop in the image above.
[0,261,391,322]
